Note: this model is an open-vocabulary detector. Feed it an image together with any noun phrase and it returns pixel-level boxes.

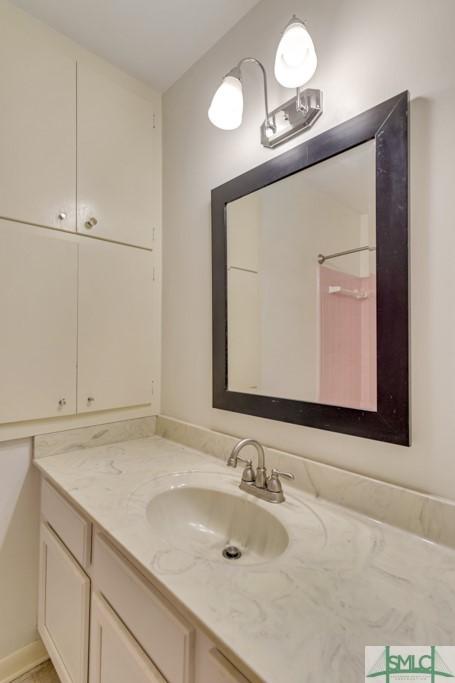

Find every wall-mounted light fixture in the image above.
[208,16,322,149]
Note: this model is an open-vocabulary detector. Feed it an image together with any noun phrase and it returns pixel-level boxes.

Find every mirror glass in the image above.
[226,140,377,411]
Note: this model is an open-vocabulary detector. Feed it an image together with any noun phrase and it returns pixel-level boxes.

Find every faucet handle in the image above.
[273,469,295,480]
[266,468,295,494]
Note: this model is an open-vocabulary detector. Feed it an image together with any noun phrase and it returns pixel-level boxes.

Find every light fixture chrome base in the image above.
[261,88,323,148]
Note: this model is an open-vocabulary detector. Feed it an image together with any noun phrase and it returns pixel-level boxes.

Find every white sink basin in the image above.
[146,483,289,564]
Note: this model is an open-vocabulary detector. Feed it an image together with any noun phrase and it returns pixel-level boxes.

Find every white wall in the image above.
[227,176,367,400]
[227,144,374,402]
[257,173,366,401]
[162,0,455,500]
[227,194,261,391]
[0,439,39,660]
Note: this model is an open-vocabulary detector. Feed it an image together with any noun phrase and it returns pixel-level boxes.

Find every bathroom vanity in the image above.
[37,472,252,683]
[34,422,455,683]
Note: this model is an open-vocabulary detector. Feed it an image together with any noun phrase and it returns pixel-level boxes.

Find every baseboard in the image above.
[0,640,48,683]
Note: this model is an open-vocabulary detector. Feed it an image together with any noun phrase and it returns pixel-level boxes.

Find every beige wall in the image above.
[226,144,374,401]
[227,194,261,391]
[162,0,455,500]
[257,173,366,401]
[0,438,39,659]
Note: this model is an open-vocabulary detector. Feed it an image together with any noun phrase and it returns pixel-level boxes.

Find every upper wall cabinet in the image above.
[0,222,78,424]
[0,6,77,231]
[77,62,157,249]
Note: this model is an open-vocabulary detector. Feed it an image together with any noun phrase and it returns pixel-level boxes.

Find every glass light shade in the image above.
[208,75,244,130]
[274,20,317,88]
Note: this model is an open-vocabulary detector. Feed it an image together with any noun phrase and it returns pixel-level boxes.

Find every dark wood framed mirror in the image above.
[212,92,409,445]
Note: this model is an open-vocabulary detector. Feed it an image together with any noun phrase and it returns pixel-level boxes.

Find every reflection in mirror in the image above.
[227,141,377,411]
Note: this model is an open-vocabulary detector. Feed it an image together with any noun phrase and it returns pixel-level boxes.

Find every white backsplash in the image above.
[34,416,156,459]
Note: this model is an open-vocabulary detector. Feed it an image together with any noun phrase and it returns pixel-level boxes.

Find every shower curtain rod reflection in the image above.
[317,245,376,265]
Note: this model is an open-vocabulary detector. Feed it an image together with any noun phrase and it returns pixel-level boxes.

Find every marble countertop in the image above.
[35,436,455,683]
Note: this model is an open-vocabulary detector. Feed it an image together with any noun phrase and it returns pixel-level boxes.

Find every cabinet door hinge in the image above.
[152,113,157,129]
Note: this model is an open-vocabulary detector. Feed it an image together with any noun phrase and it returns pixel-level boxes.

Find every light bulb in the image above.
[208,75,244,130]
[274,18,317,88]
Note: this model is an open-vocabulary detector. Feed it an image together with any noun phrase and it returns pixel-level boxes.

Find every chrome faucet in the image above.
[227,438,295,503]
[228,438,267,488]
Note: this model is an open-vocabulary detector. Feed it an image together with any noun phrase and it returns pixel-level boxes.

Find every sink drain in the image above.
[222,545,242,560]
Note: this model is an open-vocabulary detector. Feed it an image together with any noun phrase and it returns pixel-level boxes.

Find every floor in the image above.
[14,661,60,683]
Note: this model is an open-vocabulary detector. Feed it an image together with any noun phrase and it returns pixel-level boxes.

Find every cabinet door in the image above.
[77,239,154,413]
[195,630,251,683]
[90,593,166,683]
[39,524,90,683]
[77,61,157,248]
[93,534,193,683]
[207,650,251,683]
[0,4,76,230]
[0,221,77,423]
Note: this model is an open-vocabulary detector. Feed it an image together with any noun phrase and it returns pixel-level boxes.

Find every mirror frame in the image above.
[211,92,409,446]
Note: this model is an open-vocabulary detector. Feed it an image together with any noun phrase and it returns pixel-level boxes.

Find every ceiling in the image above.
[11,0,261,92]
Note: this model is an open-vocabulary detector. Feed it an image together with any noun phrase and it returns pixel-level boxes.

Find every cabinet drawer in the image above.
[92,534,194,683]
[90,592,166,683]
[208,649,251,683]
[41,479,91,568]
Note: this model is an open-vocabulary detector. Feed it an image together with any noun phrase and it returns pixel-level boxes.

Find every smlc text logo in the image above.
[365,646,455,682]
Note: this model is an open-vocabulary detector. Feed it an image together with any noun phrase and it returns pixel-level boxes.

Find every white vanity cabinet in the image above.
[204,650,251,683]
[39,482,91,683]
[90,593,166,683]
[77,239,155,413]
[91,534,194,683]
[0,4,76,232]
[77,60,158,249]
[0,222,78,424]
[194,631,251,683]
[39,480,255,683]
[39,523,90,683]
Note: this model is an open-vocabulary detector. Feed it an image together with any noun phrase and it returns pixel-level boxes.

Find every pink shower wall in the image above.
[319,266,377,411]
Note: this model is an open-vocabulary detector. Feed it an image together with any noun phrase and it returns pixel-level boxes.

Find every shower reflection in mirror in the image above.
[226,140,377,411]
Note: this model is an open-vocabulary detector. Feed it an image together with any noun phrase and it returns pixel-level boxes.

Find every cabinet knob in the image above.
[87,397,95,406]
[85,217,98,229]
[58,398,67,407]
[58,212,67,221]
